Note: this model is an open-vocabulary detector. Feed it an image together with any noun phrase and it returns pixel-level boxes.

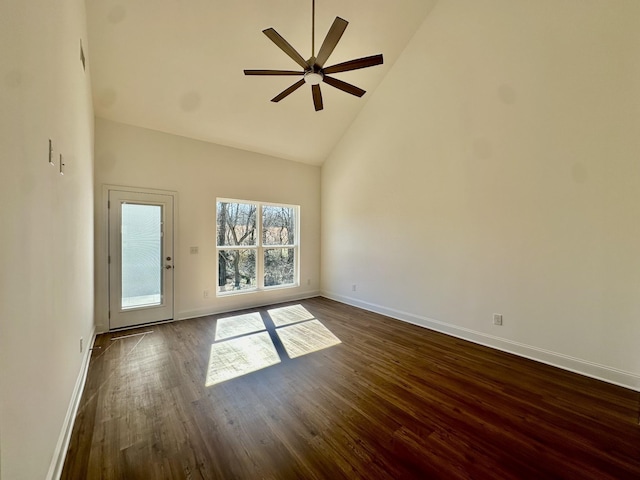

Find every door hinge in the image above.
[108,200,111,209]
[108,255,111,264]
[108,310,111,319]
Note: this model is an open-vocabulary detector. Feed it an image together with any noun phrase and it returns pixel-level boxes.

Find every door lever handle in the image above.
[165,265,173,269]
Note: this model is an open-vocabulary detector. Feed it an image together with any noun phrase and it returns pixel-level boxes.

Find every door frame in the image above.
[100,185,178,331]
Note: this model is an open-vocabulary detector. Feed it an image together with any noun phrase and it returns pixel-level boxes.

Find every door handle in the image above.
[165,265,173,269]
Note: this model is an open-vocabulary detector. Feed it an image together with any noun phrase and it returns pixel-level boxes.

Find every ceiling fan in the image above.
[244,0,383,111]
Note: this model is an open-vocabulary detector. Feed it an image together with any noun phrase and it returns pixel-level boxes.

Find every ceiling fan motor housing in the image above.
[304,70,323,85]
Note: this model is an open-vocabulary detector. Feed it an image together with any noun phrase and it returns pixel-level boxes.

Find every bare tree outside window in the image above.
[217,202,257,291]
[216,200,298,295]
[263,206,295,287]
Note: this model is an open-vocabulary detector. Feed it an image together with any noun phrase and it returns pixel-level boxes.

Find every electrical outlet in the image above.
[493,313,503,326]
[352,284,357,292]
[203,289,210,298]
[80,337,84,353]
[307,279,311,286]
[190,246,199,254]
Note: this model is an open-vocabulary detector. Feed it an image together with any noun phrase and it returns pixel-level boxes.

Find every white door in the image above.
[108,190,174,329]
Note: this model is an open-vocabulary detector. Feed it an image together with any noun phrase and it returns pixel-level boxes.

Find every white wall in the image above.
[321,0,640,390]
[0,0,95,479]
[94,118,321,331]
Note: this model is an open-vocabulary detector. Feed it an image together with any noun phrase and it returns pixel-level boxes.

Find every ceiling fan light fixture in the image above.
[303,71,323,85]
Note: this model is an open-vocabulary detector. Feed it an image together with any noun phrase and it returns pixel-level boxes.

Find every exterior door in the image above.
[108,189,174,329]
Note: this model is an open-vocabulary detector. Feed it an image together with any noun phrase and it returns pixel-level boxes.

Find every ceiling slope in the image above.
[87,0,437,165]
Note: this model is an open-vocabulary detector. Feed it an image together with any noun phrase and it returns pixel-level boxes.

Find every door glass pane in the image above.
[121,203,162,309]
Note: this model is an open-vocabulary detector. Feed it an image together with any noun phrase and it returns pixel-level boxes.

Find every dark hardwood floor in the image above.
[62,297,640,479]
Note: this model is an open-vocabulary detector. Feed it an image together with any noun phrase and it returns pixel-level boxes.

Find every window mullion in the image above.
[257,204,264,290]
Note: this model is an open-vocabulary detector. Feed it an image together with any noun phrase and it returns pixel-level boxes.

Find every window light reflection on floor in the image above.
[205,331,280,386]
[276,319,342,359]
[268,304,315,327]
[205,305,341,386]
[215,312,266,341]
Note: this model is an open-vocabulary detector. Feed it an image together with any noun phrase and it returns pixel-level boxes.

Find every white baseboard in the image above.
[46,327,97,480]
[322,291,640,392]
[178,290,321,321]
[93,291,323,333]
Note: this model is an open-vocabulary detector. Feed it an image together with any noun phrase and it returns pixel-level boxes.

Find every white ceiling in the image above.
[86,0,436,165]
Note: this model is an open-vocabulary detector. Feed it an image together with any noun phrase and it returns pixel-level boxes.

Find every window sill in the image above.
[216,283,299,298]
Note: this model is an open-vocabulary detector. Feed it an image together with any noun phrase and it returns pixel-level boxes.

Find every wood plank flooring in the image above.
[62,297,640,479]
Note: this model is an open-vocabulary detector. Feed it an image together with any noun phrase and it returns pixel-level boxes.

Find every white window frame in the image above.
[216,198,299,296]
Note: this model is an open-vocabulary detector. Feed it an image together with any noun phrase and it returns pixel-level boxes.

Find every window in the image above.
[216,199,298,295]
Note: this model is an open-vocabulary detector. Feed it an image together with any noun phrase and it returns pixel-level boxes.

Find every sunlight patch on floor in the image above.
[215,312,266,341]
[268,304,315,327]
[206,305,342,387]
[205,331,280,386]
[276,319,342,359]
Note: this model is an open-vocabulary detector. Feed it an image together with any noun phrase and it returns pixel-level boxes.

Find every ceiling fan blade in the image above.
[323,54,384,74]
[312,84,323,111]
[263,28,309,70]
[244,69,304,76]
[271,79,305,102]
[323,75,366,97]
[314,17,348,68]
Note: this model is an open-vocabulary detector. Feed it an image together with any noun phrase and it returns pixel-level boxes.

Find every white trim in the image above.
[46,327,97,480]
[94,290,322,334]
[178,290,321,321]
[108,190,175,329]
[215,199,299,295]
[321,291,640,393]
[101,185,179,331]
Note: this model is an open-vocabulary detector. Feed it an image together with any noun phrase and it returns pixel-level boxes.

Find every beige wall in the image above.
[0,0,95,479]
[321,0,640,389]
[94,118,321,331]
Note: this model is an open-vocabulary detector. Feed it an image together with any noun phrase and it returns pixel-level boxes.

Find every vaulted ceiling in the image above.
[86,0,437,165]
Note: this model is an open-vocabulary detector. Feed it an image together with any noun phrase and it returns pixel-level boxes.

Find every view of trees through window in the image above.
[263,205,295,287]
[216,200,297,294]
